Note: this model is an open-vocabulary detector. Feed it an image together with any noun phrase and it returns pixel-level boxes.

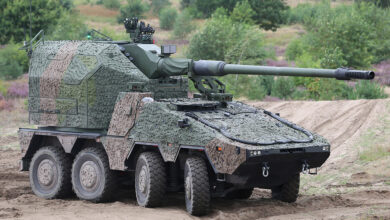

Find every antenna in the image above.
[28,0,32,56]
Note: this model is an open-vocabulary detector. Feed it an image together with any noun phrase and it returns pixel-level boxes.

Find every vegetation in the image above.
[173,9,195,38]
[117,0,149,23]
[180,0,288,31]
[159,7,178,30]
[151,0,171,13]
[101,0,121,9]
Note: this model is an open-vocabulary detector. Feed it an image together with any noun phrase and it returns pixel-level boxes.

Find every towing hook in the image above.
[262,162,270,178]
[302,161,309,174]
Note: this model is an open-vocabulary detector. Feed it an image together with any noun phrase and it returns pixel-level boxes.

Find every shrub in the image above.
[349,80,387,99]
[159,7,177,30]
[173,9,195,38]
[7,81,29,98]
[0,80,9,96]
[102,0,121,9]
[287,1,390,68]
[151,0,171,13]
[271,77,295,99]
[187,8,269,63]
[0,44,27,80]
[117,0,149,23]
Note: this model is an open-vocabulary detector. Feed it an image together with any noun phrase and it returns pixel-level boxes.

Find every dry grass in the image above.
[263,24,305,47]
[286,0,353,7]
[76,4,119,17]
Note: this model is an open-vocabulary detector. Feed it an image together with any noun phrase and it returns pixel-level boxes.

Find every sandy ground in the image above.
[1,99,390,219]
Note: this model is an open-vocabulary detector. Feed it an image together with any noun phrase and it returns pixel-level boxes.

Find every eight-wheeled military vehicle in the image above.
[19,18,374,216]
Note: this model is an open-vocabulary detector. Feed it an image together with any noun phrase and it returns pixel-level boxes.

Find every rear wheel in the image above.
[135,151,166,207]
[226,188,254,199]
[72,147,115,202]
[271,173,300,203]
[184,156,210,216]
[29,146,72,199]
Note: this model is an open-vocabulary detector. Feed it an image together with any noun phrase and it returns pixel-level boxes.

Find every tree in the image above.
[248,0,289,31]
[0,0,65,44]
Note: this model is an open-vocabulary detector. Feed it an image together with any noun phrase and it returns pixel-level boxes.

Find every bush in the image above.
[151,0,171,13]
[159,7,177,30]
[271,77,295,99]
[187,8,269,63]
[349,80,387,99]
[287,1,390,68]
[102,0,121,9]
[117,0,149,23]
[7,81,28,98]
[173,9,195,38]
[0,44,28,80]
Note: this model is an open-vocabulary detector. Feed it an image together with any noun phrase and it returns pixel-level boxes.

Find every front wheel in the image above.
[184,156,210,216]
[271,173,300,203]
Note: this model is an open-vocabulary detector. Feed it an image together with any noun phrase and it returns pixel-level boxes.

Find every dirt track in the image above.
[1,99,390,219]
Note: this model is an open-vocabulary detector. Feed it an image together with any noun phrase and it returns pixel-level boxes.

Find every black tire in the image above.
[29,146,72,199]
[184,156,210,216]
[72,147,115,202]
[226,188,254,199]
[135,151,166,207]
[271,174,300,203]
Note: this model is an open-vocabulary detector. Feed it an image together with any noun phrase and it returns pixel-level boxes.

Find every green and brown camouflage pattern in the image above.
[20,39,344,175]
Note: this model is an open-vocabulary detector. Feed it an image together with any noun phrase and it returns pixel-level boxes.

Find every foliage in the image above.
[187,8,269,63]
[286,1,390,68]
[221,75,268,100]
[356,0,390,8]
[159,7,177,30]
[48,12,89,40]
[102,0,121,9]
[247,0,289,31]
[0,0,67,44]
[271,77,295,99]
[0,44,28,80]
[349,80,387,99]
[230,0,256,25]
[180,0,288,30]
[173,9,195,38]
[117,0,149,23]
[151,0,171,13]
[0,81,9,96]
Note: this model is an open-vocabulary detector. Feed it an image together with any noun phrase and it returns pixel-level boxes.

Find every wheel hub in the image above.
[80,161,98,190]
[37,159,56,186]
[138,166,148,194]
[185,176,192,200]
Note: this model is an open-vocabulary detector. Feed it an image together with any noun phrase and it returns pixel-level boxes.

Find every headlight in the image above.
[249,150,262,157]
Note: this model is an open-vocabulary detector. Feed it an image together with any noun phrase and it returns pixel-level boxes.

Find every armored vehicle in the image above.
[19,18,374,216]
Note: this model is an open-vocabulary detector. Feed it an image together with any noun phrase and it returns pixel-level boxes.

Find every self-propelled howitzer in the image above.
[19,18,375,216]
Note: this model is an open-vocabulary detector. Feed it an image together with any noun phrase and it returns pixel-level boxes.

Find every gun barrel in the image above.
[193,60,375,80]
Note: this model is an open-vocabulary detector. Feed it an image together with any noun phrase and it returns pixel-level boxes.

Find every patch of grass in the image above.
[263,24,304,47]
